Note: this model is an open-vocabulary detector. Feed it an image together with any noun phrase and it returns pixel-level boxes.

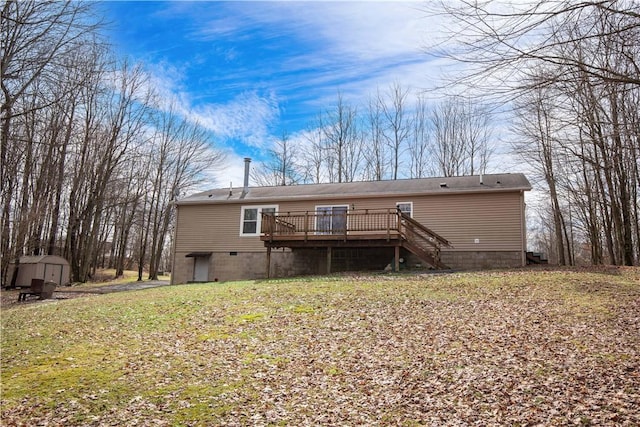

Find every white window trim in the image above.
[396,201,413,217]
[315,204,350,210]
[239,205,278,237]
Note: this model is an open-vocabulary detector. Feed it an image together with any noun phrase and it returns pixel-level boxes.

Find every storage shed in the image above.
[8,255,71,288]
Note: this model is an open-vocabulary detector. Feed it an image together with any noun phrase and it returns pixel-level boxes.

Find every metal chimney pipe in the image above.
[242,157,251,197]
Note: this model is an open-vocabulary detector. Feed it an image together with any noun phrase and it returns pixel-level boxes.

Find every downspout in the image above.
[521,190,527,266]
[170,202,179,285]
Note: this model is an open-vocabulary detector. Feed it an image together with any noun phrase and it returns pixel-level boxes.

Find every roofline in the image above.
[176,186,531,206]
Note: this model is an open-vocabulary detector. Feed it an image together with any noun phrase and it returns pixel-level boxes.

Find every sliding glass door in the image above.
[316,205,348,234]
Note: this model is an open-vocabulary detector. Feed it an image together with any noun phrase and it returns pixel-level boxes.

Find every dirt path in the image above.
[1,280,171,309]
[63,280,171,294]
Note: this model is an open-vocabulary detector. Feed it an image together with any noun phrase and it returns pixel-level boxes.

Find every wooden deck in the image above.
[260,209,452,276]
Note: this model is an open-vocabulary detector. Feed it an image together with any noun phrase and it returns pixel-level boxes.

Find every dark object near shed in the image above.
[18,279,57,302]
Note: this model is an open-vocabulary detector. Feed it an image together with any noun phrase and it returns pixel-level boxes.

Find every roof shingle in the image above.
[177,173,531,205]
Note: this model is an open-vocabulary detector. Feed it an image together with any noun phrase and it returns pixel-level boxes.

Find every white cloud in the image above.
[209,151,253,191]
[294,2,435,59]
[209,2,438,60]
[188,2,451,106]
[186,91,280,148]
[126,1,523,183]
[139,62,280,150]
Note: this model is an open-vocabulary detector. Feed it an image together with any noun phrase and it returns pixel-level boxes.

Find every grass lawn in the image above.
[1,267,639,426]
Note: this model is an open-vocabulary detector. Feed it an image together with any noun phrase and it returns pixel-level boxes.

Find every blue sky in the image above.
[100,1,478,185]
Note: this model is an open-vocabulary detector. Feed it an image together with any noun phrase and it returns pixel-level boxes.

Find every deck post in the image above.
[394,245,400,272]
[387,210,391,241]
[266,246,271,279]
[343,215,347,242]
[304,211,309,242]
[326,246,332,274]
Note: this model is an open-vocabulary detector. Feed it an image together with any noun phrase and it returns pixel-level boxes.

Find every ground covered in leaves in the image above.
[2,267,639,426]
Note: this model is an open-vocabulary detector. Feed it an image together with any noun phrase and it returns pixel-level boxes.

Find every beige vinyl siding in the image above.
[413,192,524,251]
[274,192,523,251]
[175,190,525,254]
[175,203,271,252]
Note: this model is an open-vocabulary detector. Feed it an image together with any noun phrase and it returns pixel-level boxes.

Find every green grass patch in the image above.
[238,312,266,322]
[2,267,639,425]
[290,304,316,314]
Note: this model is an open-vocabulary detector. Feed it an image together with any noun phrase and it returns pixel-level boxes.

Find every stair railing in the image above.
[397,212,452,264]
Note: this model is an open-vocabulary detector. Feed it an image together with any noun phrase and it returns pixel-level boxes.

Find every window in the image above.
[396,202,413,217]
[240,205,277,236]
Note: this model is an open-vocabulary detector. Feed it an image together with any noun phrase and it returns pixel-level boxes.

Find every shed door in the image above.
[193,256,210,282]
[44,263,62,285]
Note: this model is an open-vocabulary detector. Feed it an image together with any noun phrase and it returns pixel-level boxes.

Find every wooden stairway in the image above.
[261,209,453,272]
[526,251,548,265]
[399,213,453,269]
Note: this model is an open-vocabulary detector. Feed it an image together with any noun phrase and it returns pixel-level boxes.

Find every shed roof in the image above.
[177,173,531,206]
[12,255,69,265]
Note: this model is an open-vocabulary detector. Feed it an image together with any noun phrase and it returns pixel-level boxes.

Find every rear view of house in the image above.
[171,169,531,284]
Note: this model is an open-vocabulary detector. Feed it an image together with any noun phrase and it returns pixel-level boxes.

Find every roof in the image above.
[12,255,69,265]
[185,252,213,257]
[177,173,531,206]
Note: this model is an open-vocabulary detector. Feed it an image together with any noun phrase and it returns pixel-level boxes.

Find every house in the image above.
[171,159,531,284]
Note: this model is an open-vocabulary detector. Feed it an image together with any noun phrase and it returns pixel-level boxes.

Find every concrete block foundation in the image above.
[172,249,524,284]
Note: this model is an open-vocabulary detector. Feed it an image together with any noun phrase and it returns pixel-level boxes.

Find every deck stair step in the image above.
[399,213,452,269]
[526,251,548,264]
[402,240,449,269]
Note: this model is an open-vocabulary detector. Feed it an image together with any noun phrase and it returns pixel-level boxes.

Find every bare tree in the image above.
[362,91,389,181]
[1,0,101,286]
[431,97,493,177]
[66,58,152,282]
[319,92,362,183]
[408,94,432,178]
[300,126,325,184]
[568,75,638,266]
[1,0,238,287]
[380,82,412,180]
[252,131,300,186]
[431,0,640,97]
[504,3,640,266]
[110,157,147,277]
[143,106,225,280]
[512,82,573,265]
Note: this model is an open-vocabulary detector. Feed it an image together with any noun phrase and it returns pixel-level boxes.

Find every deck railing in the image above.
[262,208,452,268]
[261,208,401,241]
[399,213,451,249]
[262,209,451,244]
